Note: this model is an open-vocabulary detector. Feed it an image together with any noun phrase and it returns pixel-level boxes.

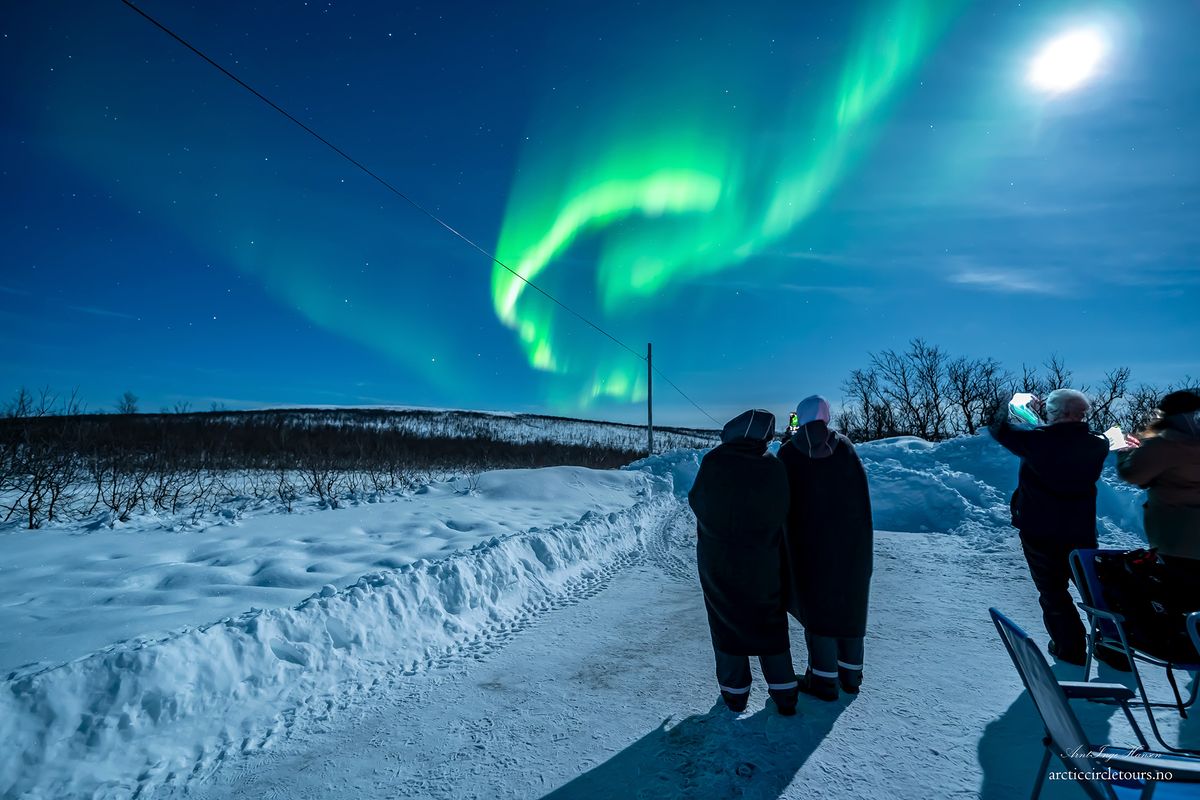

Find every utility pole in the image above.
[646,342,654,456]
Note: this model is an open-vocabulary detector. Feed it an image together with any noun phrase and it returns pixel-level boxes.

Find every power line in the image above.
[121,0,720,427]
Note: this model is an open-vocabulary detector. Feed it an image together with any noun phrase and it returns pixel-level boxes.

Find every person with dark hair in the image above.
[777,395,873,702]
[1117,389,1200,559]
[989,389,1112,666]
[688,409,799,715]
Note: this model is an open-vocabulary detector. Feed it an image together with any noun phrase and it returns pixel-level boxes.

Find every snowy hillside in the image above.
[0,432,1172,800]
[165,406,720,452]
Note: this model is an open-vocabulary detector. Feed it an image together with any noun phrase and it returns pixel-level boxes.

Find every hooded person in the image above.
[687,409,799,715]
[1117,389,1200,559]
[777,395,873,701]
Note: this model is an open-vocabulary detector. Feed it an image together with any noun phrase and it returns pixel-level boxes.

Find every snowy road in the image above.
[170,505,1190,800]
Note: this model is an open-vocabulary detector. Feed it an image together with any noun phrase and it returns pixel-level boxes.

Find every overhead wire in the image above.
[121,0,721,427]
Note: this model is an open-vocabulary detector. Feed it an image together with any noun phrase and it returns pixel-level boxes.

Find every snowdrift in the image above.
[636,433,1145,545]
[1,466,658,674]
[856,435,1145,547]
[0,481,674,798]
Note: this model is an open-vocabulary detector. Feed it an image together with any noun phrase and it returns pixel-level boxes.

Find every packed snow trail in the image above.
[173,505,1194,800]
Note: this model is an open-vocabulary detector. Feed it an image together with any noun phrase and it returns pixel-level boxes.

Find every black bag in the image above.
[1094,549,1200,664]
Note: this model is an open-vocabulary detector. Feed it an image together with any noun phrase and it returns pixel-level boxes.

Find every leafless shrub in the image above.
[0,400,704,528]
[116,391,139,415]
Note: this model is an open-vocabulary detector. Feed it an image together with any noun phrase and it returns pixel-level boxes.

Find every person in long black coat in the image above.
[688,409,799,715]
[777,395,873,701]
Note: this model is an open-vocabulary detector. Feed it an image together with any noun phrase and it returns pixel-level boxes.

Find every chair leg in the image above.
[1082,620,1097,681]
[1120,700,1151,751]
[1183,673,1200,710]
[1129,657,1200,754]
[1031,742,1052,800]
[1166,667,1187,719]
[1129,655,1172,750]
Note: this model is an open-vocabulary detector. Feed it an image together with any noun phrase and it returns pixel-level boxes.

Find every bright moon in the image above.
[1028,28,1107,93]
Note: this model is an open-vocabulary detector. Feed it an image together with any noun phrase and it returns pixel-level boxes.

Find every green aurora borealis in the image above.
[7,0,1197,422]
[492,0,961,405]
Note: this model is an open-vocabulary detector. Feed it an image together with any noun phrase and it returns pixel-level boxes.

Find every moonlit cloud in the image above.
[948,269,1069,296]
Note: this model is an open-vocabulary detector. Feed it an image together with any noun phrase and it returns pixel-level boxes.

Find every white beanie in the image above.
[795,395,831,426]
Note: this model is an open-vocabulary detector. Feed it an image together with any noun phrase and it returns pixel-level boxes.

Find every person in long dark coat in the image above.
[777,395,873,701]
[688,409,799,715]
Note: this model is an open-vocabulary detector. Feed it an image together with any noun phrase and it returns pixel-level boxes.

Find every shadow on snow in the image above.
[542,696,850,799]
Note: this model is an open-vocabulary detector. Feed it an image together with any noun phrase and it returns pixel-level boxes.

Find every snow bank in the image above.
[0,466,653,674]
[626,448,703,500]
[857,435,1145,547]
[0,485,673,799]
[643,434,1145,547]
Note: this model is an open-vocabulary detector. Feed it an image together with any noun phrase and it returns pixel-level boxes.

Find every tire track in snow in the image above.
[642,505,699,584]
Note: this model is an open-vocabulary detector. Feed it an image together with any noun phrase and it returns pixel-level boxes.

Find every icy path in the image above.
[172,507,1195,800]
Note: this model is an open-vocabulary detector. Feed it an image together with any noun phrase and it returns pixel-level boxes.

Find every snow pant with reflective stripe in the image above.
[805,631,864,680]
[713,648,797,693]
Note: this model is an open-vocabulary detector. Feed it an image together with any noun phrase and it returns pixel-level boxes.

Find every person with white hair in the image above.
[777,395,874,701]
[989,388,1114,668]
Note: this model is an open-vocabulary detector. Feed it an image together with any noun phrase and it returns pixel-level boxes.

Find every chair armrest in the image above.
[1060,681,1136,702]
[1097,752,1200,782]
[1077,603,1127,624]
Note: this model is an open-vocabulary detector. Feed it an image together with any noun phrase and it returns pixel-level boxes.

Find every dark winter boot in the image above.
[769,685,800,716]
[838,666,863,695]
[797,669,838,702]
[1048,640,1086,666]
[720,690,749,712]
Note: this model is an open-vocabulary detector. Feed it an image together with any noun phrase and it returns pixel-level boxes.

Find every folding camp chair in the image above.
[990,607,1200,799]
[1070,549,1200,755]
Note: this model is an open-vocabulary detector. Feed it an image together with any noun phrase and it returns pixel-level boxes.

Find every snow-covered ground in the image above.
[0,467,655,674]
[1,433,1188,799]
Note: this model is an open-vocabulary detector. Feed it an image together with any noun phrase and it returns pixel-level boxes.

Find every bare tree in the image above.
[947,356,1010,435]
[116,391,139,415]
[870,348,919,436]
[1120,375,1200,434]
[910,339,950,439]
[4,387,33,418]
[865,339,951,439]
[1121,384,1160,434]
[1087,367,1131,429]
[1043,354,1087,394]
[1017,363,1049,397]
[840,367,895,441]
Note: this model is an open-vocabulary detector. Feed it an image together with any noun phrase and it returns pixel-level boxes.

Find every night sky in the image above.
[2,1,1197,426]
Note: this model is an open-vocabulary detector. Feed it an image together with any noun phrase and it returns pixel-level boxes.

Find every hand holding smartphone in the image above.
[1102,426,1125,451]
[1009,393,1041,425]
